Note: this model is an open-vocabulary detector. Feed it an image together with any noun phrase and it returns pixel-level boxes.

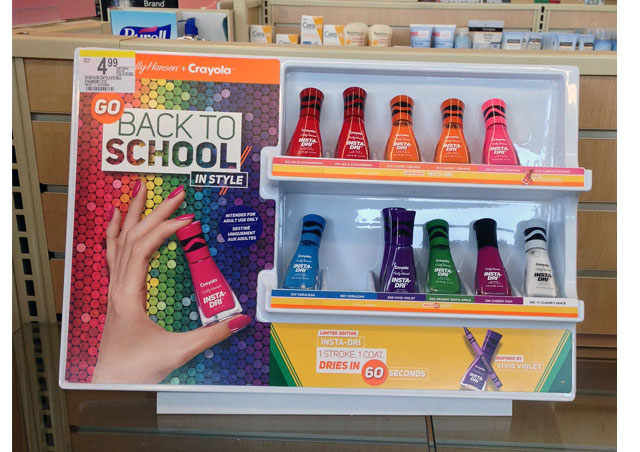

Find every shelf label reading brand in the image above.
[78,50,135,93]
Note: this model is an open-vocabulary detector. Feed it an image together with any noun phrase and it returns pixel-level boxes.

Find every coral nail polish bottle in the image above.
[286,88,324,157]
[335,87,370,160]
[473,218,511,296]
[177,221,242,325]
[384,95,421,162]
[482,98,520,165]
[433,98,471,164]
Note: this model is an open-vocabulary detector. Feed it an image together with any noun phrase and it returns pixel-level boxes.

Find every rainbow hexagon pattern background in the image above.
[65,78,278,385]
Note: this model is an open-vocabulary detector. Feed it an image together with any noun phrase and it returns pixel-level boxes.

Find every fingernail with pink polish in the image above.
[104,204,114,222]
[175,214,195,222]
[168,185,185,199]
[229,315,252,333]
[132,179,142,198]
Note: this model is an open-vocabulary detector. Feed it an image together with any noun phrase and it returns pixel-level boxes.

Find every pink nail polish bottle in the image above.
[473,218,511,296]
[481,98,520,166]
[177,221,242,325]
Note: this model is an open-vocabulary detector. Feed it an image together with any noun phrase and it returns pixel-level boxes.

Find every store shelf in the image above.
[544,4,617,31]
[268,0,543,33]
[264,153,591,201]
[267,289,583,322]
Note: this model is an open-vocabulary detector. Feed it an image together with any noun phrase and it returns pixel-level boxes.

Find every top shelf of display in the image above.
[260,58,590,200]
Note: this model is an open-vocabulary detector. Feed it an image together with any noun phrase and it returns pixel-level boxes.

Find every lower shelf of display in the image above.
[268,289,583,322]
[269,156,589,190]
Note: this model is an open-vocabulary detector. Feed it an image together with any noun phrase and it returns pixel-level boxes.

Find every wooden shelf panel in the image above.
[23,59,74,114]
[32,121,71,186]
[578,138,616,203]
[41,192,68,253]
[577,277,616,335]
[577,210,617,271]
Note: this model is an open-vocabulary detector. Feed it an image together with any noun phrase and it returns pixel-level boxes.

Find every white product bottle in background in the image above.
[344,22,368,46]
[368,24,392,47]
[523,220,558,298]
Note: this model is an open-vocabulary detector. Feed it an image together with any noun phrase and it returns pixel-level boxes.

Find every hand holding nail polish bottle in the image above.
[177,221,242,325]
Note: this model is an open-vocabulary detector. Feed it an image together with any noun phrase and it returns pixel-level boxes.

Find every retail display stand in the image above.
[59,48,589,416]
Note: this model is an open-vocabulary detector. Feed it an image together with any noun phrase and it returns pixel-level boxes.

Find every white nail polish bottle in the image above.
[523,220,558,298]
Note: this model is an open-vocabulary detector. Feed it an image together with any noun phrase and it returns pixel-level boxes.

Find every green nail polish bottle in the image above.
[425,219,461,294]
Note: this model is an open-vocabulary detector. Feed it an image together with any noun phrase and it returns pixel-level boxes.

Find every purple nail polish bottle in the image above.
[379,207,406,289]
[382,209,417,293]
[473,218,511,296]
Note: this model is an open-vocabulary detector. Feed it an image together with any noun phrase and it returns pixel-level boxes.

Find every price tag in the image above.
[78,49,135,93]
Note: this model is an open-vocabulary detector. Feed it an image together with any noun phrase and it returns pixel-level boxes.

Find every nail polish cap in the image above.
[392,209,416,246]
[299,87,324,119]
[473,218,498,249]
[176,221,211,264]
[482,98,507,127]
[523,219,548,252]
[390,95,414,124]
[382,207,406,243]
[426,218,451,248]
[343,86,367,119]
[441,98,465,126]
[300,214,326,246]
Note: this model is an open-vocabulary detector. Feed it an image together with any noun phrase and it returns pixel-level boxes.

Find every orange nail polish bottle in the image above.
[433,98,471,164]
[384,95,421,162]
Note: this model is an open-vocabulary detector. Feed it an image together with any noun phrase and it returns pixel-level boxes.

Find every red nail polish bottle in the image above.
[335,87,370,160]
[177,221,242,325]
[286,88,324,157]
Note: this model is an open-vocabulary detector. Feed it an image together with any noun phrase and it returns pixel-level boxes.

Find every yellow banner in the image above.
[270,324,572,393]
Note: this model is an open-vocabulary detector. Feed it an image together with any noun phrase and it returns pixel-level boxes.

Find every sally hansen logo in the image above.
[119,25,171,39]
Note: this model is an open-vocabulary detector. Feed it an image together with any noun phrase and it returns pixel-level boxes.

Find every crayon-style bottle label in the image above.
[428,256,461,294]
[336,123,370,160]
[289,126,323,157]
[434,133,470,163]
[385,262,415,292]
[483,131,519,165]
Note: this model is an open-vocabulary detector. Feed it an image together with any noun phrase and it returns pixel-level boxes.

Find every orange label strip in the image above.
[135,54,280,85]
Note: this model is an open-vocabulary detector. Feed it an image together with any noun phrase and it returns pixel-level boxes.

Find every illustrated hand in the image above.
[92,181,252,384]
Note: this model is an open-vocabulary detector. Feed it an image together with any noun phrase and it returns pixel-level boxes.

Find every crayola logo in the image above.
[101,108,245,185]
[119,24,171,39]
